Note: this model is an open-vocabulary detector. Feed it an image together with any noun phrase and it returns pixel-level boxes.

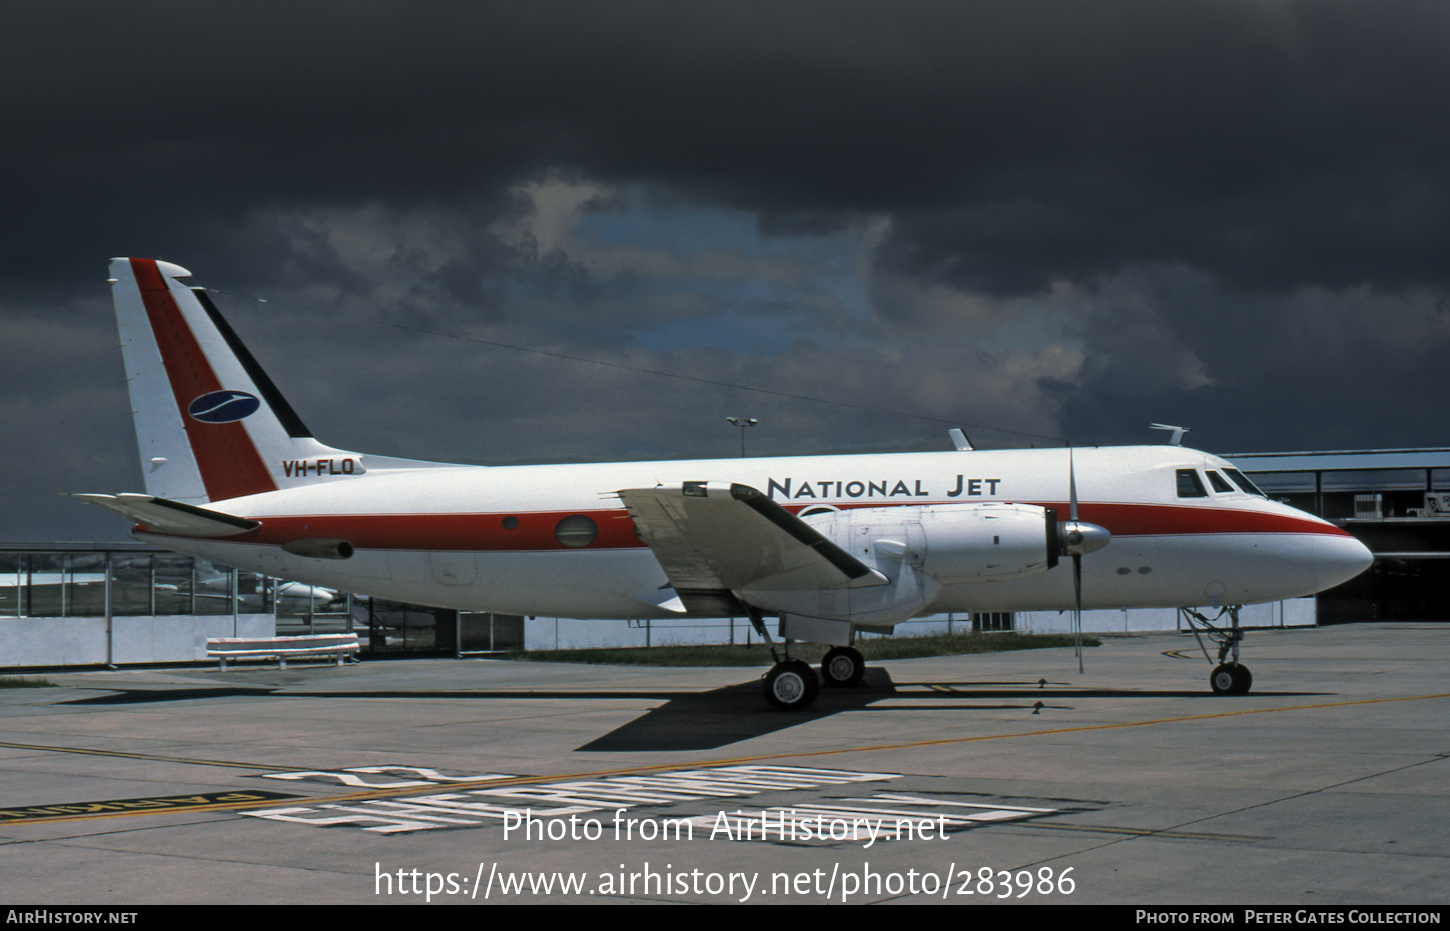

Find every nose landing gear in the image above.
[1209,661,1253,695]
[1183,605,1252,695]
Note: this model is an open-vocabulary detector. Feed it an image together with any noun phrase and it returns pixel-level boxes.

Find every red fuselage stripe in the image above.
[155,500,1349,552]
[1044,501,1352,538]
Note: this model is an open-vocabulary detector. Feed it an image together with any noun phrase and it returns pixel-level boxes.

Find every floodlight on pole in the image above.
[725,417,757,457]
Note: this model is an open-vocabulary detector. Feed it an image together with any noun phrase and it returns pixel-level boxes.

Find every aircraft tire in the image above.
[764,660,819,711]
[821,646,865,688]
[1210,663,1252,695]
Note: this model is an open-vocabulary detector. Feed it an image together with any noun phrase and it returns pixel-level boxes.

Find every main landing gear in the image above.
[1183,605,1252,696]
[763,660,818,711]
[750,611,863,710]
[821,646,866,688]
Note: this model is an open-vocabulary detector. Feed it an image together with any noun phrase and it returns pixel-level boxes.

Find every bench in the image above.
[206,633,360,669]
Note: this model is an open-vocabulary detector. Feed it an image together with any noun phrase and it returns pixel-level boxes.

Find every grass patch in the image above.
[503,632,1097,667]
[0,676,57,688]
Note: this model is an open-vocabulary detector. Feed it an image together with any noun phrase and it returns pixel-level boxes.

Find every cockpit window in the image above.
[1176,469,1208,498]
[1205,470,1235,493]
[1223,468,1268,497]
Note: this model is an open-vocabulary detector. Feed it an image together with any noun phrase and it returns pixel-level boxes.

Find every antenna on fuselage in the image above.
[1150,423,1190,446]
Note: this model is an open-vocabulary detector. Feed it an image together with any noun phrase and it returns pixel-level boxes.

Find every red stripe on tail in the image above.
[130,258,277,501]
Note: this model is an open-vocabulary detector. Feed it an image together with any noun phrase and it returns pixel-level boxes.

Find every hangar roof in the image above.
[1225,448,1450,473]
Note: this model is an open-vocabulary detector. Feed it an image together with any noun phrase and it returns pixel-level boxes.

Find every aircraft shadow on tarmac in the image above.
[576,669,898,752]
[66,687,279,704]
[60,675,1330,753]
[575,672,1330,752]
[57,672,893,750]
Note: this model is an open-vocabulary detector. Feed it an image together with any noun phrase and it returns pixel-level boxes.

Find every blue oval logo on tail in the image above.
[189,390,261,423]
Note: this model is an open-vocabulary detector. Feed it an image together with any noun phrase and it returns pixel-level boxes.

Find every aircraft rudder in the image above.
[112,257,209,502]
[109,257,359,503]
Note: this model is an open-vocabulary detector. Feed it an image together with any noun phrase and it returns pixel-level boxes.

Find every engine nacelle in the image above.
[803,502,1055,584]
[917,503,1057,581]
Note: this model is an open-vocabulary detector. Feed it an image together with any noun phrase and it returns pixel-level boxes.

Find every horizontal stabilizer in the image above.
[71,493,259,537]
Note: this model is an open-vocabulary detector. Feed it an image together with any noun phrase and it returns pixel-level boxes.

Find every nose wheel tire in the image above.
[821,646,865,688]
[1210,663,1252,695]
[764,660,819,710]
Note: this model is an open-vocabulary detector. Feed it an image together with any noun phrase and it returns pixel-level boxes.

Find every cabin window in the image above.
[1176,469,1208,498]
[501,516,519,529]
[554,515,599,547]
[1206,470,1235,493]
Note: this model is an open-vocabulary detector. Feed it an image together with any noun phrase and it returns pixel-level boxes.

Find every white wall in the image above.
[0,614,275,667]
[1010,598,1315,635]
[523,599,1316,651]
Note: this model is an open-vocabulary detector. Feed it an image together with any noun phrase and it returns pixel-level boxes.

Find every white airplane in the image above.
[191,572,337,612]
[77,258,1374,709]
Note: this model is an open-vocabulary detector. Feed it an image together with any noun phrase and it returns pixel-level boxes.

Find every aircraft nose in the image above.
[1317,532,1374,589]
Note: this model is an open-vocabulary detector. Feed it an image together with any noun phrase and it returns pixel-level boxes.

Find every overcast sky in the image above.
[5,1,1450,541]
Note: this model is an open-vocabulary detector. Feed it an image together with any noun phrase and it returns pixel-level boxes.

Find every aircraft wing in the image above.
[617,483,888,603]
[71,493,260,537]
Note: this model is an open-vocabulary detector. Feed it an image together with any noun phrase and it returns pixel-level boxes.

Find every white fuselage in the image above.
[135,445,1373,621]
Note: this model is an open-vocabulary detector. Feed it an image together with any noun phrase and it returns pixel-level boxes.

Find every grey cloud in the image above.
[9,2,1450,290]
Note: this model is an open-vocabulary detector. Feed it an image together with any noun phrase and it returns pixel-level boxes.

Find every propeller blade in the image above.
[1073,555,1084,673]
[1068,446,1079,522]
[1070,445,1083,672]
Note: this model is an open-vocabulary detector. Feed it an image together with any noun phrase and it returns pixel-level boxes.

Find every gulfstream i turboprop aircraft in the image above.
[78,258,1374,709]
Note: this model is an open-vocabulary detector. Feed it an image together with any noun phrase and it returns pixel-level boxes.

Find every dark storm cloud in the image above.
[9,1,1450,291]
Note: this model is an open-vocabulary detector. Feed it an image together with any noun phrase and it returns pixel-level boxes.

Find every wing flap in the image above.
[72,493,260,537]
[617,482,886,595]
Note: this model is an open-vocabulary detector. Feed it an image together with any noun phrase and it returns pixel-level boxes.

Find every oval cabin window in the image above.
[554,514,599,547]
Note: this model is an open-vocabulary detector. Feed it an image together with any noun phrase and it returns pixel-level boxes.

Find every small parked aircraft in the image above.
[77,258,1373,708]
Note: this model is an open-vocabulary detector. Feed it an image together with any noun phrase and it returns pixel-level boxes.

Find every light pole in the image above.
[725,417,757,457]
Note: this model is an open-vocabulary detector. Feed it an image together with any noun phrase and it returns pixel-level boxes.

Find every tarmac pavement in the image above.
[0,623,1446,906]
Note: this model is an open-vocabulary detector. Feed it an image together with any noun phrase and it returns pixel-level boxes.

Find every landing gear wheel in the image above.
[821,647,865,688]
[1210,663,1252,695]
[764,660,819,710]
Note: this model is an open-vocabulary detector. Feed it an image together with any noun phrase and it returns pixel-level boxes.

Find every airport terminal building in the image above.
[3,448,1445,667]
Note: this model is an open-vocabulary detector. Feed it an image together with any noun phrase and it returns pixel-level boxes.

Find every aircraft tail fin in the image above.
[109,257,369,504]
